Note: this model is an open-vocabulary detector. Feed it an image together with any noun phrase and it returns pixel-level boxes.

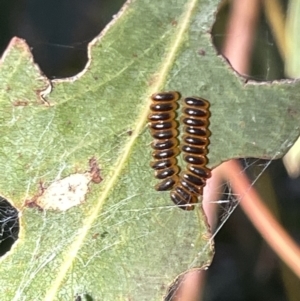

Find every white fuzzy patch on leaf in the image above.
[36,173,92,211]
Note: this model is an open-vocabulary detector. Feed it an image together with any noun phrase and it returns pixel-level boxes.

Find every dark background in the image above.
[0,0,125,78]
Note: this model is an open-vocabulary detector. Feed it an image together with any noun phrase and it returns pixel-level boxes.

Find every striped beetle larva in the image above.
[148,92,181,191]
[170,96,211,210]
[148,92,211,210]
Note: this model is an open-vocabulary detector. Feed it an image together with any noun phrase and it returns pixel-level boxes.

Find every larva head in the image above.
[184,97,210,109]
[151,91,181,101]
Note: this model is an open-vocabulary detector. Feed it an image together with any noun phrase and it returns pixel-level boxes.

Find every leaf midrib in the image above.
[43,0,199,299]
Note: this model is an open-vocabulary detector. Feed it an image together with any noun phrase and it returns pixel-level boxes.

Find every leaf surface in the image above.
[0,0,300,300]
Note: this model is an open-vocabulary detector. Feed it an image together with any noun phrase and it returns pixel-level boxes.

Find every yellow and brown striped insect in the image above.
[170,96,211,210]
[148,92,211,210]
[148,91,181,191]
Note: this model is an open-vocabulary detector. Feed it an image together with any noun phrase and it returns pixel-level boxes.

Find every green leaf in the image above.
[0,0,300,300]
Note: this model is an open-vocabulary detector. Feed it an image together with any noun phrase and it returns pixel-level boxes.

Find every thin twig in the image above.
[219,160,300,278]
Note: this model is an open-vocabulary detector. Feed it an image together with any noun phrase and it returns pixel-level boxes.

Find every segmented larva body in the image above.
[170,97,211,210]
[148,92,211,211]
[148,92,181,191]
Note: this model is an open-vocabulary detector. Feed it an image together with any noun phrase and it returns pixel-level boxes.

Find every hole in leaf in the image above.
[0,196,19,256]
[211,0,286,81]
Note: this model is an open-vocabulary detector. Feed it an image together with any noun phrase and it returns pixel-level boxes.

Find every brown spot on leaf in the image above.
[25,181,46,209]
[92,233,99,239]
[171,19,178,26]
[89,157,103,184]
[198,49,206,56]
[12,100,29,106]
[287,106,299,118]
